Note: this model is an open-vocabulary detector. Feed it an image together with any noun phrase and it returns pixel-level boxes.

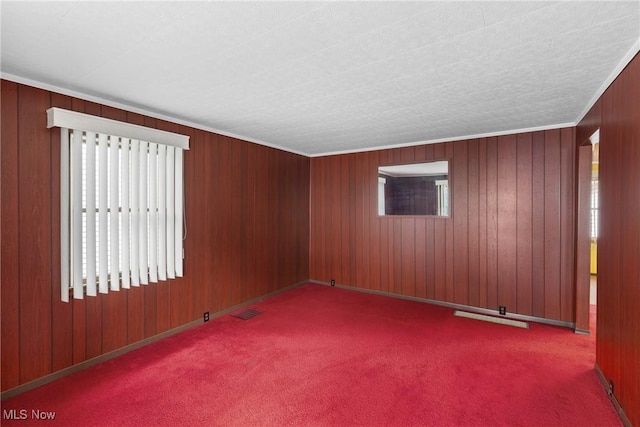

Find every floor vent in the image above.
[232,308,263,320]
[454,310,529,329]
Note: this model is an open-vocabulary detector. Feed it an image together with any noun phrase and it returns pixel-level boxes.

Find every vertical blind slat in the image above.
[166,146,175,279]
[71,129,83,299]
[175,149,184,277]
[158,144,167,281]
[60,128,70,302]
[139,140,149,285]
[98,133,109,294]
[148,143,158,283]
[130,139,140,286]
[121,138,131,289]
[109,135,120,291]
[85,131,97,296]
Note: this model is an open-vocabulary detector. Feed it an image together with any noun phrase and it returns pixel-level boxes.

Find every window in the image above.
[378,176,386,215]
[47,108,189,301]
[378,161,449,216]
[435,179,449,217]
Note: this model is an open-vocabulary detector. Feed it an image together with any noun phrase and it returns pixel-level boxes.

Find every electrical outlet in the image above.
[330,279,335,287]
[499,306,506,315]
[203,312,210,322]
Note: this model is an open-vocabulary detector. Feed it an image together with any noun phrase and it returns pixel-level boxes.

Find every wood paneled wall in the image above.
[582,53,639,426]
[310,129,577,322]
[0,80,310,392]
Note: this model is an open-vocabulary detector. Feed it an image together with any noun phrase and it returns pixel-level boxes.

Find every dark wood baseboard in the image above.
[310,280,576,330]
[594,363,632,427]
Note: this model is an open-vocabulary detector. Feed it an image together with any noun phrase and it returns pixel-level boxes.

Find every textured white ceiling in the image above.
[2,1,639,156]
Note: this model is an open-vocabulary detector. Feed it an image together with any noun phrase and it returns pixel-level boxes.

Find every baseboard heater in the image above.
[454,310,529,329]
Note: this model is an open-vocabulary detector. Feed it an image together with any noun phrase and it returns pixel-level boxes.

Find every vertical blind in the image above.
[48,108,189,302]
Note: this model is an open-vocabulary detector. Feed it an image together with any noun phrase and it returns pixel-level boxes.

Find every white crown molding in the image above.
[311,122,577,158]
[575,38,640,125]
[7,57,630,159]
[1,72,309,157]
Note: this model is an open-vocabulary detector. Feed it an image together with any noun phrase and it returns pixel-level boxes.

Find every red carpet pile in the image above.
[2,284,619,426]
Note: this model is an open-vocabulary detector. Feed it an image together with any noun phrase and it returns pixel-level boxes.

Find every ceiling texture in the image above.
[2,1,639,156]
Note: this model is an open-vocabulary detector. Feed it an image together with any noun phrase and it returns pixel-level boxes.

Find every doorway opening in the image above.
[590,130,599,308]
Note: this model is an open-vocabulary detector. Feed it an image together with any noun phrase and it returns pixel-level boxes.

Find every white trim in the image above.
[0,72,608,159]
[575,39,640,125]
[46,107,189,150]
[311,122,576,157]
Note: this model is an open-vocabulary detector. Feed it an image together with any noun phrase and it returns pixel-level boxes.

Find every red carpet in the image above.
[1,284,619,426]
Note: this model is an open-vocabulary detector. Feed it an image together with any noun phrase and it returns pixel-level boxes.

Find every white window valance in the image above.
[47,107,189,149]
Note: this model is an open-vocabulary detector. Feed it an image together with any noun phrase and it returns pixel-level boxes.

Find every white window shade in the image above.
[48,107,189,302]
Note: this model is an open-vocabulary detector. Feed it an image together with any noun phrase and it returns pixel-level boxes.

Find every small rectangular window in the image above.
[378,160,449,217]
